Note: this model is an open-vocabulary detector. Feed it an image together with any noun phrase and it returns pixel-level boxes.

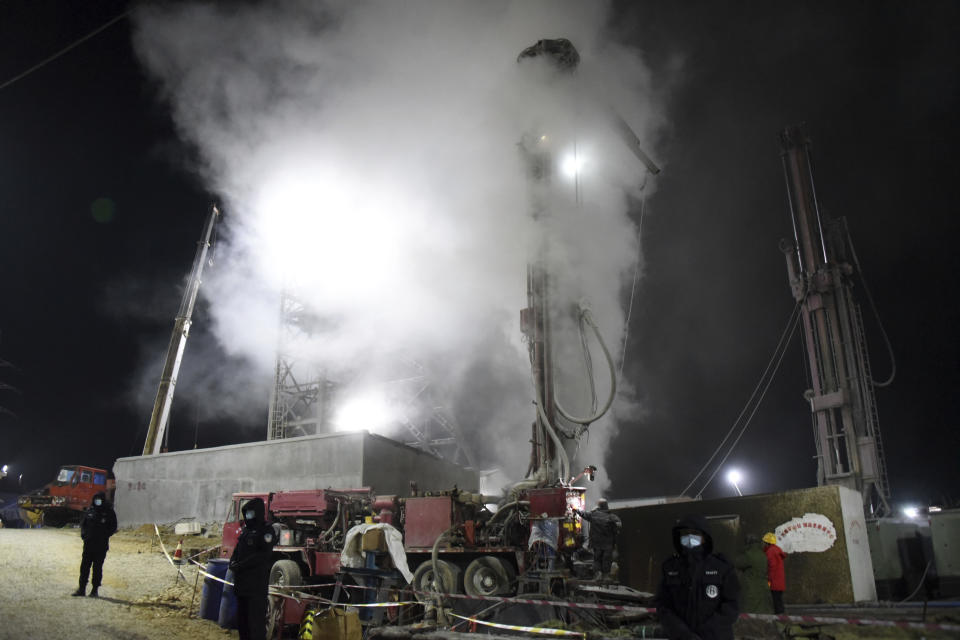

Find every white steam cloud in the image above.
[133,0,662,493]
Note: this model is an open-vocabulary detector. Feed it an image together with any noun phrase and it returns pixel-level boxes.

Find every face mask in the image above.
[244,509,256,520]
[94,499,103,507]
[680,534,703,549]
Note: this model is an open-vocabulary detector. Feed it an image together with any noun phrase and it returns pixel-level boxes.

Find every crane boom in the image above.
[142,205,220,456]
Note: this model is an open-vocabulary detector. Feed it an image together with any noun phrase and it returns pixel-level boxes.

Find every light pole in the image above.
[726,469,743,496]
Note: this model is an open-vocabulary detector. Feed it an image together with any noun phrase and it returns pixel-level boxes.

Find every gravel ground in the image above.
[0,527,234,640]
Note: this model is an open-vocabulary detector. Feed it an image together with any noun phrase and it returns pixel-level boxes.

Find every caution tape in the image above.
[153,524,187,581]
[738,611,960,633]
[185,542,221,562]
[189,558,234,587]
[447,612,586,638]
[412,588,651,613]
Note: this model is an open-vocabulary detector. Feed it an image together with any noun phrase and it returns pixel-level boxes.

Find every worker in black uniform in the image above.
[230,497,276,640]
[656,514,740,640]
[72,491,118,598]
[577,498,622,580]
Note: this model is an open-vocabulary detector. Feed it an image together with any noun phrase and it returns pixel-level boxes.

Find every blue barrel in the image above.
[218,568,238,629]
[199,559,230,621]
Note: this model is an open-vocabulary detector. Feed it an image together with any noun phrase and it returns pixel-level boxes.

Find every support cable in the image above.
[618,177,648,383]
[695,309,802,497]
[0,9,132,92]
[679,301,802,497]
[842,217,896,387]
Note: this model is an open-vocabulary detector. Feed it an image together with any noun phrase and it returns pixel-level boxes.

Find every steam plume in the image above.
[132,0,663,492]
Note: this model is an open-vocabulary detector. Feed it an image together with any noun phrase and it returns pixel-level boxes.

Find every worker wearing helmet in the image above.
[656,514,740,640]
[230,498,276,640]
[72,491,117,598]
[576,498,621,580]
[762,532,786,613]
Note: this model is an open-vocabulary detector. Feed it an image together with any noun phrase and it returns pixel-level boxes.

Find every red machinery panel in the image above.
[313,551,341,577]
[269,490,332,516]
[528,487,569,517]
[404,496,452,548]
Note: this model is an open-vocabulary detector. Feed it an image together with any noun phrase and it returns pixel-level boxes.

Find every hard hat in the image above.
[762,532,777,545]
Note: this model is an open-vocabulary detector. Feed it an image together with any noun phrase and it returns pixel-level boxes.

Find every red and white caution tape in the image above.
[185,542,221,562]
[738,612,960,633]
[412,589,649,613]
[153,524,187,581]
[447,612,586,638]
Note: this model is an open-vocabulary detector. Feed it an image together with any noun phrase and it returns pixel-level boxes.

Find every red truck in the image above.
[220,484,588,599]
[18,464,116,526]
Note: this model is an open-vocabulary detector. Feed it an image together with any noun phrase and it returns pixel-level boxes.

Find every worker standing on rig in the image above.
[230,498,276,640]
[656,514,740,640]
[72,491,117,598]
[577,498,622,580]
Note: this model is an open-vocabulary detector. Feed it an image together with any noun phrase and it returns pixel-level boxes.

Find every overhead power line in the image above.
[0,9,132,93]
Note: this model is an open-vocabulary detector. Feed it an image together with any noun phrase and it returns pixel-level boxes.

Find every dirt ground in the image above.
[0,527,234,640]
[2,526,957,640]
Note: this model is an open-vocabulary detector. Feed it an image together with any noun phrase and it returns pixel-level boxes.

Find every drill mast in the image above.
[778,126,890,516]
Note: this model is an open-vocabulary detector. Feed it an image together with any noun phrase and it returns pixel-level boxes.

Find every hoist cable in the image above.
[618,178,648,383]
[842,218,896,387]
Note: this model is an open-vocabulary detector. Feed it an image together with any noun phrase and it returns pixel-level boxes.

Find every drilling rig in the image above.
[778,125,891,517]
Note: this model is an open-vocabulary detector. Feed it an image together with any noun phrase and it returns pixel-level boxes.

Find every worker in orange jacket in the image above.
[762,532,786,613]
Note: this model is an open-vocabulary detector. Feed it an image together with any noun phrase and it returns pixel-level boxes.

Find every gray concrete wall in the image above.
[113,431,478,526]
[838,486,877,601]
[361,433,478,495]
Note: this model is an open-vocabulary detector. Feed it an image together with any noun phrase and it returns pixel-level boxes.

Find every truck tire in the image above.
[412,559,461,595]
[464,556,516,597]
[270,558,303,587]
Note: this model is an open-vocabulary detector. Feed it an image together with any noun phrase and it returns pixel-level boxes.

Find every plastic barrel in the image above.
[218,568,238,629]
[199,558,230,621]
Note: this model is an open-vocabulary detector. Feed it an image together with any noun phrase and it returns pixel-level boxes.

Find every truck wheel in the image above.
[413,559,461,595]
[464,556,516,597]
[270,559,303,587]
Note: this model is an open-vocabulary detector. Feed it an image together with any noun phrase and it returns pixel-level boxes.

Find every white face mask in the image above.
[680,534,704,549]
[244,509,256,520]
[94,499,103,507]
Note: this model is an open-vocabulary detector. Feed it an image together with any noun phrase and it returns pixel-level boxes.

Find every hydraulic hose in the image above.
[430,527,455,594]
[319,499,343,542]
[488,500,530,525]
[535,397,570,482]
[553,307,617,425]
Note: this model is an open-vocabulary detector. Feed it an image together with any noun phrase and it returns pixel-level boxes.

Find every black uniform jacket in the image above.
[229,498,277,597]
[80,492,118,550]
[655,514,740,640]
[581,508,622,548]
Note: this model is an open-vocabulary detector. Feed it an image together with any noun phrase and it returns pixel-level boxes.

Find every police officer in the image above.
[577,498,622,580]
[72,491,118,597]
[230,497,276,640]
[656,514,740,640]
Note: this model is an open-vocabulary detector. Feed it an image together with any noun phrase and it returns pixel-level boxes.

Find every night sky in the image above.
[1,1,957,511]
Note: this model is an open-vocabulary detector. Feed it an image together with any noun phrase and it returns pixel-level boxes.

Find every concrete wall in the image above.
[614,485,876,604]
[113,431,477,526]
[838,486,877,601]
[931,508,960,596]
